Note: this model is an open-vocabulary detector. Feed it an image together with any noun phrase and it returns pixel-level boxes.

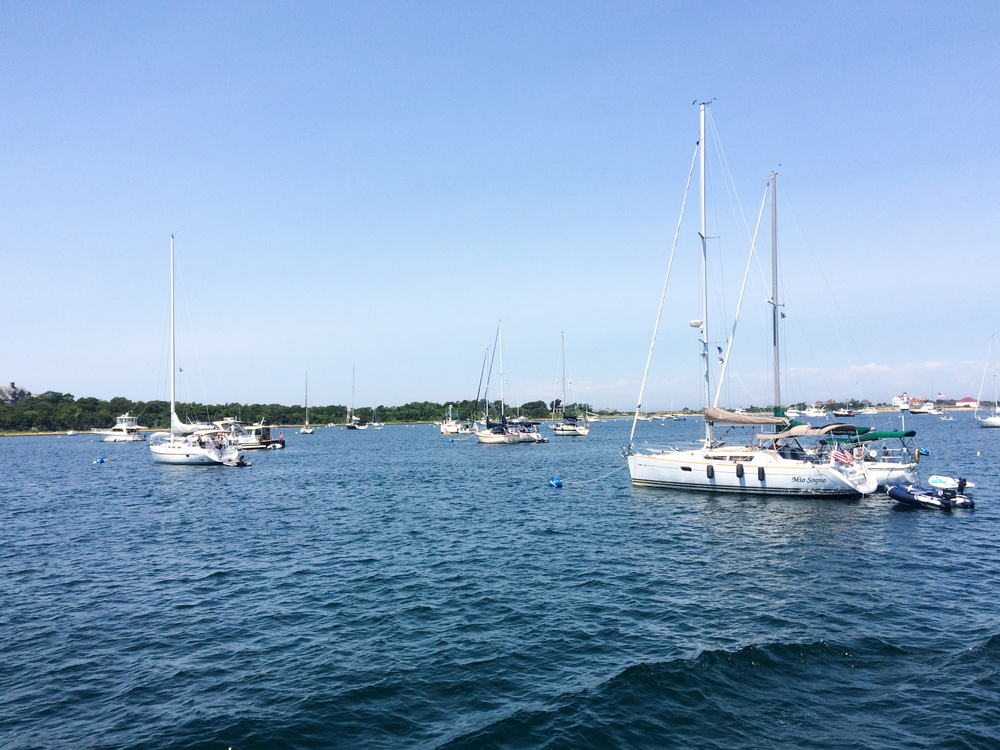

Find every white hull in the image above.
[551,424,590,436]
[97,432,145,442]
[300,426,314,434]
[149,434,238,465]
[865,462,918,488]
[627,447,876,496]
[977,415,1000,428]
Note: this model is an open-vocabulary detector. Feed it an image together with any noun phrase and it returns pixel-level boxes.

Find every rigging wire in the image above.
[628,141,700,450]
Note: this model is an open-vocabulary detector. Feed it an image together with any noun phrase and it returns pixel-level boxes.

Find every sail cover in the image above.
[704,406,786,426]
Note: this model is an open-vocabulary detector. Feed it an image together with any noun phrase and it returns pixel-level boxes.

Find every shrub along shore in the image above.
[0,392,591,434]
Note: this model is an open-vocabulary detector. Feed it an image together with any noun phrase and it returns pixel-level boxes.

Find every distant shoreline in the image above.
[0,408,977,438]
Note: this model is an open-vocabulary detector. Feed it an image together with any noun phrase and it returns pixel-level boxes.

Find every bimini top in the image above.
[704,406,787,426]
[755,422,865,442]
[824,429,917,444]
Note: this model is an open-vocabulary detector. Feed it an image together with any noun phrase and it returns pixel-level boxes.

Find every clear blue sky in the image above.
[3,1,998,411]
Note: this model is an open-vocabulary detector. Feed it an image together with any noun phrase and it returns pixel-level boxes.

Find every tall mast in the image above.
[699,103,710,443]
[169,234,176,434]
[499,321,505,420]
[770,172,780,412]
[561,330,566,413]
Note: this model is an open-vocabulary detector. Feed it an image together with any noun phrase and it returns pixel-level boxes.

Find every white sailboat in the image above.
[300,372,314,434]
[550,331,589,436]
[149,236,243,466]
[624,104,875,497]
[974,336,1000,427]
[346,366,367,430]
[474,321,547,444]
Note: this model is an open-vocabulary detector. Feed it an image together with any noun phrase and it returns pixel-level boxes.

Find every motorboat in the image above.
[887,482,974,510]
[859,405,879,416]
[927,475,973,493]
[441,404,472,434]
[820,429,918,488]
[803,405,827,418]
[216,418,285,450]
[91,412,145,442]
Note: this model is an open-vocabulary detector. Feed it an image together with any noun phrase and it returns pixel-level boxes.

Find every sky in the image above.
[3,1,999,412]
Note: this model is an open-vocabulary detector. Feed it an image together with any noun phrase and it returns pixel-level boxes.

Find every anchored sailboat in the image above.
[300,372,314,434]
[473,321,548,444]
[149,236,243,466]
[623,104,875,496]
[550,331,589,436]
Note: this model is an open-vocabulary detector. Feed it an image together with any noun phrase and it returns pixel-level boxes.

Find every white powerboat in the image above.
[91,412,145,442]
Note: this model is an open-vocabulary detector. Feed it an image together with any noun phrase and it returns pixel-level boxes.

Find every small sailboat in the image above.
[149,236,243,466]
[473,321,547,444]
[370,405,384,430]
[346,366,368,430]
[300,372,314,434]
[550,332,589,436]
[974,336,1000,428]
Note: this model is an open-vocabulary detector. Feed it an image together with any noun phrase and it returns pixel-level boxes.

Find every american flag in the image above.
[937,392,946,399]
[832,446,854,466]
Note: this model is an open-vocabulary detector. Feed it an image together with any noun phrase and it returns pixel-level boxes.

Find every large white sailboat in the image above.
[300,372,314,434]
[149,236,243,466]
[624,104,875,497]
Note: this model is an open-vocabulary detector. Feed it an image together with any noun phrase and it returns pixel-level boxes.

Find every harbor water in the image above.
[2,413,999,748]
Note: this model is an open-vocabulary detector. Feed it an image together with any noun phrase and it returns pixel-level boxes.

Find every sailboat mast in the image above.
[169,234,176,434]
[561,330,566,413]
[770,172,780,411]
[699,103,710,443]
[305,371,309,423]
[499,321,505,420]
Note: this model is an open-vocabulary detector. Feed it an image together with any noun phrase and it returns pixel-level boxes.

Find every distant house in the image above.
[955,397,978,409]
[0,381,32,405]
[892,393,910,408]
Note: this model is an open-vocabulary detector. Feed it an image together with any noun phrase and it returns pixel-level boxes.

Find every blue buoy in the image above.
[93,457,105,464]
[549,478,563,488]
[449,438,454,442]
[919,448,929,456]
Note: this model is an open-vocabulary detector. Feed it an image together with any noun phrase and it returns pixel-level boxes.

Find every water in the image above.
[2,413,999,749]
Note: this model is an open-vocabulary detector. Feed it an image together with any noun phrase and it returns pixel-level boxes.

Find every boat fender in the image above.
[758,466,765,482]
[736,463,744,479]
[706,465,714,479]
[914,449,920,463]
[549,477,563,488]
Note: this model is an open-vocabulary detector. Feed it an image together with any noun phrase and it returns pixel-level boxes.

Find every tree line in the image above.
[0,392,593,432]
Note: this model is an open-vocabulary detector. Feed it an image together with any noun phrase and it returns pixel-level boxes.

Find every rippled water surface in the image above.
[3,414,1000,748]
